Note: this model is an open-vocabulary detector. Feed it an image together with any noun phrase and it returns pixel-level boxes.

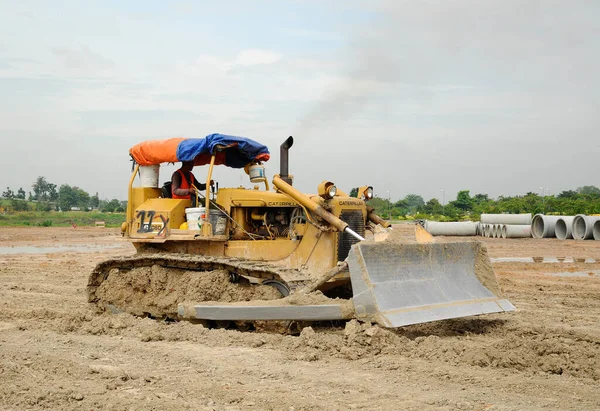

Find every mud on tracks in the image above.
[94,266,282,317]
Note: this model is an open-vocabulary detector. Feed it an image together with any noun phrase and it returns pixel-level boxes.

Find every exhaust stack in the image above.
[280,136,294,185]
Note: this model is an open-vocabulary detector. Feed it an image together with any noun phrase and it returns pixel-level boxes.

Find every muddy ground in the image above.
[1,225,599,410]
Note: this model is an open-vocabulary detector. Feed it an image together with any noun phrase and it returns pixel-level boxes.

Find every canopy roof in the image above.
[129,133,270,168]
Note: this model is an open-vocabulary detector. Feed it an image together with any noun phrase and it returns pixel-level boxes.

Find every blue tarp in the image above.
[176,133,270,168]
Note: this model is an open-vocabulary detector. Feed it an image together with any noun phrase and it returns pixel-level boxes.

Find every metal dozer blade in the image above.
[347,241,515,328]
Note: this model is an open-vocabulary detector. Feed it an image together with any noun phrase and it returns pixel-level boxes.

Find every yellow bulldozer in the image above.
[87,134,514,330]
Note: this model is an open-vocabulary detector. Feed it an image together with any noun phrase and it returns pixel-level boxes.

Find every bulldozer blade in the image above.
[347,241,515,328]
[178,302,353,321]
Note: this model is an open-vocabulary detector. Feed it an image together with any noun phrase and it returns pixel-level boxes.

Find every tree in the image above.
[472,193,489,204]
[423,198,443,215]
[557,190,577,199]
[58,184,77,211]
[349,187,358,198]
[452,190,473,211]
[2,187,14,199]
[90,192,100,209]
[393,199,409,216]
[577,186,600,196]
[441,204,461,220]
[47,183,58,202]
[404,194,425,214]
[17,188,26,199]
[32,176,49,201]
[102,199,121,213]
[72,186,90,209]
[57,184,92,210]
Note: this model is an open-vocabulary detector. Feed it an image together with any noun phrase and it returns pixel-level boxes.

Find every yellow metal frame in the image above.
[126,164,140,234]
[200,154,216,236]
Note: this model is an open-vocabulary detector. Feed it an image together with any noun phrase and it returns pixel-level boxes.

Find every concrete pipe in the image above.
[424,221,478,236]
[481,213,532,225]
[594,220,600,241]
[493,224,500,238]
[500,224,507,239]
[485,224,492,238]
[531,214,565,239]
[555,216,575,240]
[572,214,600,240]
[504,224,532,238]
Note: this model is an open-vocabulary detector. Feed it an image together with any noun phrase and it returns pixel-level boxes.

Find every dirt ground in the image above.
[1,225,599,410]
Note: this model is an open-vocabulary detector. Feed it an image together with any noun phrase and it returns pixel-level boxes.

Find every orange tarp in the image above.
[129,138,185,166]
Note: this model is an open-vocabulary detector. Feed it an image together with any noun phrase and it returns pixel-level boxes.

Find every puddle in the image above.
[491,257,597,263]
[0,244,124,255]
[545,270,600,278]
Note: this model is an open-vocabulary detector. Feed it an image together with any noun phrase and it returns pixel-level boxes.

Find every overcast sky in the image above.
[1,0,598,203]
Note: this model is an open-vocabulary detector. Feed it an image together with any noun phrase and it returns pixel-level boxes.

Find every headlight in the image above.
[318,180,336,199]
[364,186,373,200]
[327,185,337,198]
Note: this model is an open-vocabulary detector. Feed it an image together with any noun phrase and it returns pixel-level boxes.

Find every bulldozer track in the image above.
[87,253,308,305]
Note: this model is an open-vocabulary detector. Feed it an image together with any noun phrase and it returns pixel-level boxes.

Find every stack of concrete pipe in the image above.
[532,214,564,239]
[425,213,600,240]
[533,214,600,240]
[478,213,532,239]
[572,214,600,240]
[424,221,479,236]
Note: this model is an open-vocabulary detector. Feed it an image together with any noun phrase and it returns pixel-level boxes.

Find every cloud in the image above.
[52,46,115,71]
[1,1,599,201]
[234,49,282,66]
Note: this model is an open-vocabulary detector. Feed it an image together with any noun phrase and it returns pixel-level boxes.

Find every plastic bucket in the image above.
[209,208,228,235]
[249,164,265,183]
[139,165,160,188]
[185,207,206,231]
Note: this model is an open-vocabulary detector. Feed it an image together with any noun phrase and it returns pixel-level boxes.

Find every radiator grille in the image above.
[337,210,365,261]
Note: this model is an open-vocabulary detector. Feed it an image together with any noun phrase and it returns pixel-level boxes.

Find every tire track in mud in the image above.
[2,241,600,389]
[5,298,599,382]
[3,272,600,383]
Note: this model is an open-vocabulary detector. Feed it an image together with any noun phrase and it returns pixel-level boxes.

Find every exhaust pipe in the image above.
[280,136,294,186]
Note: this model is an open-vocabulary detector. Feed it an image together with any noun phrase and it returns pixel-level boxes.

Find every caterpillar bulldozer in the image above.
[87,134,514,331]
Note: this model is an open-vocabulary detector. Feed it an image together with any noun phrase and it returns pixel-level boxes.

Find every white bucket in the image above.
[185,207,206,231]
[139,165,160,188]
[249,164,266,183]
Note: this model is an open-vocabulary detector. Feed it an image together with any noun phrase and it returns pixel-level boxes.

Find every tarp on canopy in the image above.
[130,134,270,168]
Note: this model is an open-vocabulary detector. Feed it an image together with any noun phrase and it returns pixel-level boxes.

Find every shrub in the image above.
[10,199,30,212]
[37,202,53,212]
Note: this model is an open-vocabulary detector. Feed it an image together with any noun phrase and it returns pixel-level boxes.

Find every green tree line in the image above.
[2,176,126,213]
[358,185,600,221]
